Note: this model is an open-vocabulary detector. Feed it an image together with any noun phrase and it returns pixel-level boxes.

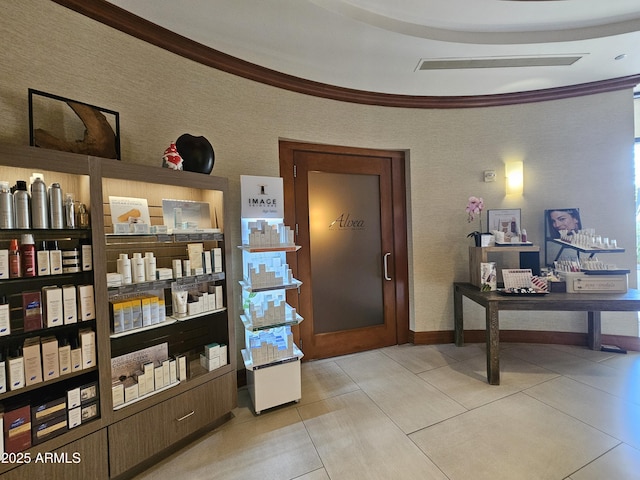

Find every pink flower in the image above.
[466,196,484,223]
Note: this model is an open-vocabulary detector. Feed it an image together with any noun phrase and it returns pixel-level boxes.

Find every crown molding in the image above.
[53,0,640,109]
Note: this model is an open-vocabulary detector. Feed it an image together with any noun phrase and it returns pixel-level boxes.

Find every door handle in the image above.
[383,252,392,281]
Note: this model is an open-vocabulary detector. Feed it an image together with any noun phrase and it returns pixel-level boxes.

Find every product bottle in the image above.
[20,234,36,277]
[132,253,145,283]
[31,177,49,229]
[64,193,76,228]
[8,238,21,278]
[0,181,14,229]
[49,240,63,275]
[117,254,132,285]
[37,241,50,276]
[13,180,30,229]
[77,203,90,228]
[521,229,527,243]
[145,252,156,281]
[49,182,64,229]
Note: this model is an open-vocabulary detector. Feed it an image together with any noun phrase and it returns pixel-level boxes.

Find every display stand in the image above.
[239,175,303,414]
[468,245,540,288]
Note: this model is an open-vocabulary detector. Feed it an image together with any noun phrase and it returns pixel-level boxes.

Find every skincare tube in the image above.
[172,291,188,317]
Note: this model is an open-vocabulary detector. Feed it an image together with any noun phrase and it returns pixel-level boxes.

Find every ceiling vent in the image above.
[417,55,582,70]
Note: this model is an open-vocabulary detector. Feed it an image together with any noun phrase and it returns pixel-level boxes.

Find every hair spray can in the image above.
[13,181,30,229]
[0,182,14,229]
[49,182,64,229]
[31,177,49,229]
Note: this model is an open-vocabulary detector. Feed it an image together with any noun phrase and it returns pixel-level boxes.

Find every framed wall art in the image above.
[28,88,121,159]
[487,209,521,239]
[544,208,582,240]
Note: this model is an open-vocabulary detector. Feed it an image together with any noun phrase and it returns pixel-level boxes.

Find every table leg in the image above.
[587,311,601,350]
[454,285,464,346]
[486,303,500,385]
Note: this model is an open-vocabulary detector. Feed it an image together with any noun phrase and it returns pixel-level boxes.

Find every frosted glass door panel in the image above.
[308,171,383,334]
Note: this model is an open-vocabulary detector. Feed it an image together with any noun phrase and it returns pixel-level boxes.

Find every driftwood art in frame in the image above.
[28,89,121,159]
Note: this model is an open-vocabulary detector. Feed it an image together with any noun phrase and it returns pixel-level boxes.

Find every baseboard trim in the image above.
[409,329,640,351]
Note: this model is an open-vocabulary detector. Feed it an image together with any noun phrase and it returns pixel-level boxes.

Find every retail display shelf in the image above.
[106,231,223,244]
[238,279,302,292]
[107,272,225,296]
[0,367,98,402]
[172,307,227,323]
[238,245,300,253]
[112,380,181,411]
[109,318,178,339]
[241,345,304,371]
[240,311,303,332]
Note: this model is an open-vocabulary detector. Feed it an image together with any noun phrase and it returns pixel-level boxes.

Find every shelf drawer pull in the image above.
[176,410,195,422]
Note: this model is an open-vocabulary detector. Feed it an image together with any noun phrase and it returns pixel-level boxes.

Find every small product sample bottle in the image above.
[49,240,63,275]
[36,241,50,276]
[13,180,30,229]
[0,181,14,229]
[65,193,76,228]
[521,229,527,243]
[8,238,22,278]
[20,234,36,277]
[77,203,90,228]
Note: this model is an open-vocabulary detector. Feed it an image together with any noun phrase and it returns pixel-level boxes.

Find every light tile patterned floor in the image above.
[133,343,640,480]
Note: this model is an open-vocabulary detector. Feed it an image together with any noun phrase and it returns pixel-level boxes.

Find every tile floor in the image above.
[133,343,640,480]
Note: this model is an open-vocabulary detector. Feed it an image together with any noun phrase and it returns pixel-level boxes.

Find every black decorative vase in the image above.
[175,134,215,174]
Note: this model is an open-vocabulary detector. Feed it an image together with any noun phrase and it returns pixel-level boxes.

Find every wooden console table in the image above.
[453,282,640,385]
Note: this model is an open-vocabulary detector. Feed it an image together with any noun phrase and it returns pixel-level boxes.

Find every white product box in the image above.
[43,287,63,327]
[41,336,60,380]
[112,382,124,407]
[154,362,164,389]
[67,387,81,409]
[559,271,628,293]
[124,378,139,403]
[68,407,82,429]
[215,285,224,309]
[77,285,96,321]
[79,329,96,369]
[23,338,42,386]
[200,354,220,371]
[204,343,220,359]
[212,248,223,273]
[63,285,77,324]
[169,359,177,384]
[143,362,155,393]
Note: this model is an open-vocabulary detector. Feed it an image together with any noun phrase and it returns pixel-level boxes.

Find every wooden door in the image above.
[280,141,409,360]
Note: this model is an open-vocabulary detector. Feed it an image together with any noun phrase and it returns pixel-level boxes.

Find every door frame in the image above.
[279,140,410,350]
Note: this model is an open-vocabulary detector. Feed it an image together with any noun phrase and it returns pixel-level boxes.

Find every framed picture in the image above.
[544,208,581,239]
[487,209,521,239]
[28,88,121,159]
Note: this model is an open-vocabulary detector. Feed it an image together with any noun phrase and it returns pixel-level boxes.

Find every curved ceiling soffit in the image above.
[309,0,640,45]
[53,0,640,109]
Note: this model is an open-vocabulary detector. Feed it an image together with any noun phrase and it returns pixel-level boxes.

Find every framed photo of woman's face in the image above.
[545,208,581,239]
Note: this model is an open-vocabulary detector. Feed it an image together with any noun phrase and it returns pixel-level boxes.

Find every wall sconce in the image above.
[505,161,523,195]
